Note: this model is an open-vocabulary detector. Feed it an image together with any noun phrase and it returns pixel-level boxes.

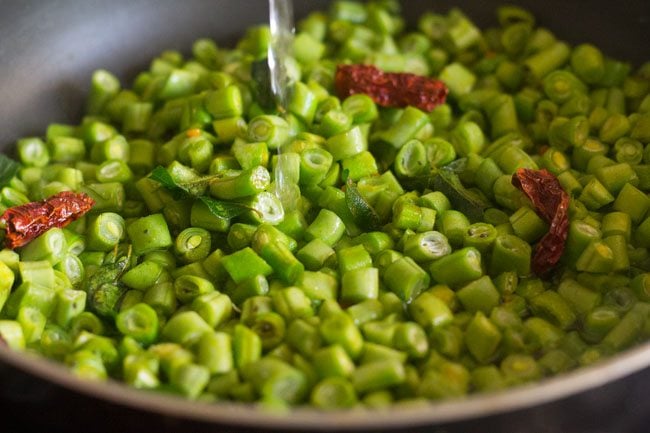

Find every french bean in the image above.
[2,0,650,410]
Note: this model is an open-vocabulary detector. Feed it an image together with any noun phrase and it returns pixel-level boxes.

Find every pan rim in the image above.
[2,339,650,430]
[1,0,649,428]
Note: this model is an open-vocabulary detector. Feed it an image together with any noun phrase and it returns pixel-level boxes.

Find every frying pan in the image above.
[1,1,649,432]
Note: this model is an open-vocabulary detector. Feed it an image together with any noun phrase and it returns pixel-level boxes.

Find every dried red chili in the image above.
[1,191,95,249]
[335,64,448,112]
[512,168,570,276]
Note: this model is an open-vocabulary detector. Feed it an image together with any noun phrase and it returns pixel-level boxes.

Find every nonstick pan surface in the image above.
[1,1,649,432]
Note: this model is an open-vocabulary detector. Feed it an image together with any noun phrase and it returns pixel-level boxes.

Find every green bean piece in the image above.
[300,147,333,185]
[243,357,308,404]
[305,209,346,246]
[429,247,483,287]
[336,244,371,274]
[38,324,72,360]
[161,311,211,347]
[249,311,286,351]
[174,227,211,264]
[529,290,576,330]
[392,322,429,360]
[457,276,500,314]
[296,239,335,271]
[120,290,144,312]
[509,206,548,243]
[19,228,67,265]
[225,223,255,251]
[409,290,454,330]
[310,377,358,409]
[191,292,232,329]
[465,312,502,363]
[341,268,379,304]
[120,261,164,291]
[320,313,363,360]
[230,275,269,306]
[86,213,125,252]
[594,163,638,196]
[69,311,105,337]
[548,116,589,151]
[462,223,497,254]
[204,84,242,120]
[73,332,119,371]
[489,235,532,276]
[575,240,614,273]
[195,332,233,375]
[122,353,160,389]
[471,365,506,392]
[65,350,107,380]
[543,70,587,104]
[17,137,50,167]
[327,126,367,161]
[360,341,407,365]
[174,275,215,304]
[352,231,394,255]
[87,69,121,114]
[383,256,430,302]
[603,235,629,272]
[631,113,650,142]
[613,183,650,224]
[417,361,470,399]
[273,287,314,321]
[233,324,262,369]
[582,306,620,343]
[524,41,570,80]
[556,278,602,317]
[251,232,304,285]
[169,362,210,399]
[53,288,87,328]
[313,344,355,379]
[631,273,650,302]
[393,139,426,178]
[285,318,321,358]
[342,94,379,125]
[403,231,451,262]
[0,261,15,313]
[220,247,273,284]
[571,44,605,84]
[614,138,644,165]
[602,303,650,351]
[500,354,542,385]
[116,303,159,345]
[4,281,57,319]
[351,358,406,394]
[126,214,173,256]
[16,307,45,344]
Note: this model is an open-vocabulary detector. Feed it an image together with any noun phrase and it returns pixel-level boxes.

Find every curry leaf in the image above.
[149,165,228,198]
[149,166,189,199]
[345,177,382,231]
[400,167,489,223]
[251,58,276,110]
[0,155,20,188]
[149,166,251,220]
[433,170,488,223]
[199,196,253,219]
[84,245,132,319]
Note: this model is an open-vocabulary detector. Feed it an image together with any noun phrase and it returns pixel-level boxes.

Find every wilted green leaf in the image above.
[199,196,253,220]
[0,155,20,188]
[345,177,382,231]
